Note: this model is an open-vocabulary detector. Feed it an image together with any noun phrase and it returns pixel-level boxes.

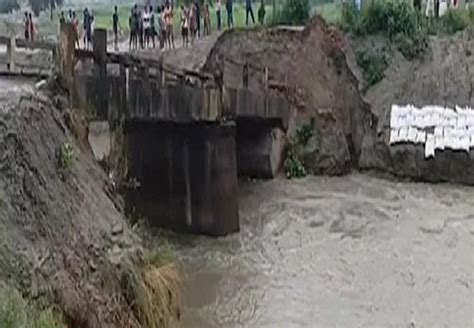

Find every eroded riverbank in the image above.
[173,174,474,327]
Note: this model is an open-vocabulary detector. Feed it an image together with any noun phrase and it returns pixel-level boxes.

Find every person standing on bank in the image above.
[226,0,234,28]
[83,8,90,49]
[158,6,165,49]
[246,0,255,25]
[23,12,30,41]
[195,0,201,38]
[164,2,175,49]
[216,0,222,30]
[150,6,156,48]
[28,13,35,42]
[258,0,265,24]
[204,3,211,35]
[112,6,120,51]
[138,10,144,49]
[143,7,151,48]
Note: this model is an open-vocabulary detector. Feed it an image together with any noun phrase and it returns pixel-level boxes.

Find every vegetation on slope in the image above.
[341,0,474,86]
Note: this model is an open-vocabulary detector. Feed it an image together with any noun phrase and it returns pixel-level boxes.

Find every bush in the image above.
[274,0,310,25]
[441,9,470,34]
[0,284,65,328]
[343,0,429,60]
[356,46,389,86]
[284,121,314,179]
[394,31,428,59]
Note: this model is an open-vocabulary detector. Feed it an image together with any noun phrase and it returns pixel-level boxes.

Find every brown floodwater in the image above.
[171,174,474,328]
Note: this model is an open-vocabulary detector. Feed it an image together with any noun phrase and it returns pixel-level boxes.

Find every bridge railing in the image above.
[0,34,56,76]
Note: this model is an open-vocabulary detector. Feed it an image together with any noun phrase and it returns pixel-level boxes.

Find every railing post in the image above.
[7,34,16,72]
[93,28,108,120]
[264,67,269,91]
[243,61,249,88]
[58,23,75,89]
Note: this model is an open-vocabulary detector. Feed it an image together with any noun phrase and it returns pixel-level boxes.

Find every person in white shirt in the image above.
[143,7,152,48]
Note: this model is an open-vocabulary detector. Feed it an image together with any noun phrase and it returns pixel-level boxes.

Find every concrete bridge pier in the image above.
[236,119,286,179]
[125,121,239,236]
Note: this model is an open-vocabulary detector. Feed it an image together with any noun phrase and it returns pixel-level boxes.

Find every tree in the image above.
[28,0,64,19]
[0,0,20,13]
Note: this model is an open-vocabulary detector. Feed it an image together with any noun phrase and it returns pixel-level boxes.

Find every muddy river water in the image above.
[172,174,474,328]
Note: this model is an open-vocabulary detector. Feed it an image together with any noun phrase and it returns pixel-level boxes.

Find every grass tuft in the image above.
[121,247,182,328]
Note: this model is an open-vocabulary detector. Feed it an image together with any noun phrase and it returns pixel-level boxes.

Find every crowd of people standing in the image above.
[126,0,261,51]
[55,0,262,52]
[59,8,95,50]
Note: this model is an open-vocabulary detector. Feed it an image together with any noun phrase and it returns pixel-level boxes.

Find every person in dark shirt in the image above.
[83,8,90,49]
[195,0,201,38]
[226,0,234,28]
[257,0,265,24]
[150,6,156,48]
[112,6,120,50]
[23,12,29,41]
[413,0,421,11]
[246,0,255,25]
[59,11,66,26]
[129,9,133,50]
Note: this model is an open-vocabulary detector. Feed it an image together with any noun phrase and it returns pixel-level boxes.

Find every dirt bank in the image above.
[0,78,179,327]
[347,28,474,183]
[201,17,377,175]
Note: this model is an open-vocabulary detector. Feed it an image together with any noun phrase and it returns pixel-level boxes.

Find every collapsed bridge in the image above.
[57,26,293,236]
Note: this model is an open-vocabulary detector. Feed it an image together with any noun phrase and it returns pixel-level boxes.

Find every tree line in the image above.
[1,0,63,18]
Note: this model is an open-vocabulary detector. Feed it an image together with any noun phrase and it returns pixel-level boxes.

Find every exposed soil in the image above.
[197,17,377,175]
[0,77,144,328]
[345,28,474,183]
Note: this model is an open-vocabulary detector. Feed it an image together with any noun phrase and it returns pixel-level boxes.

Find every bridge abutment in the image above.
[125,121,239,236]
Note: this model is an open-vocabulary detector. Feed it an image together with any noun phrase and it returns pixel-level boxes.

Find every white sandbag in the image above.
[389,128,399,144]
[434,126,443,137]
[467,111,474,126]
[390,105,400,128]
[425,134,435,158]
[398,127,409,143]
[470,136,474,148]
[444,135,454,149]
[416,130,426,144]
[458,113,468,128]
[460,136,470,152]
[434,135,444,150]
[408,127,418,142]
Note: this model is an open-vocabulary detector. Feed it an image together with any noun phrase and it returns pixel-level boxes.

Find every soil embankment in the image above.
[200,17,377,175]
[0,78,180,327]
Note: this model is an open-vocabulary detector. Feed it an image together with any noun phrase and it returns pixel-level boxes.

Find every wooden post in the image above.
[58,23,75,89]
[243,61,249,88]
[264,67,269,91]
[7,35,16,72]
[160,64,166,87]
[93,28,107,78]
[93,28,108,120]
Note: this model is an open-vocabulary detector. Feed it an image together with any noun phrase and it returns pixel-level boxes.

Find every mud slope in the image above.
[353,29,474,183]
[203,17,377,175]
[0,80,141,327]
